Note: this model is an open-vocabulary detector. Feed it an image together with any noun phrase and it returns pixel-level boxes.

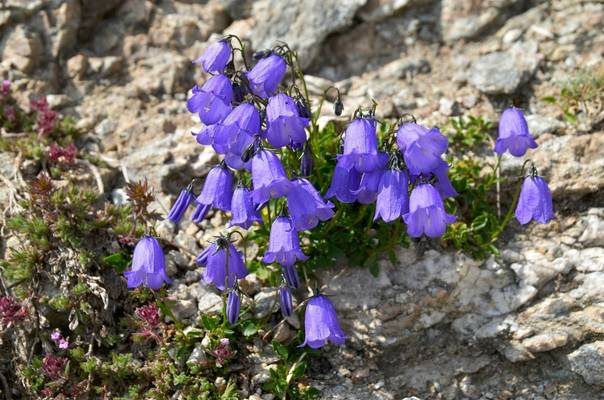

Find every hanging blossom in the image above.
[246,53,287,98]
[193,39,231,74]
[396,122,448,176]
[226,290,241,325]
[192,164,234,223]
[197,239,249,291]
[251,149,292,205]
[374,169,410,223]
[264,93,310,148]
[212,102,260,170]
[230,186,262,229]
[187,74,233,125]
[494,107,537,157]
[300,294,346,349]
[515,174,554,225]
[123,236,171,290]
[338,118,387,173]
[279,286,293,317]
[403,183,456,238]
[167,184,195,224]
[286,178,335,231]
[262,216,308,267]
[326,159,362,203]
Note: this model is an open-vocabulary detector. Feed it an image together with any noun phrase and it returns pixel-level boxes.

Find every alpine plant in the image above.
[121,37,553,350]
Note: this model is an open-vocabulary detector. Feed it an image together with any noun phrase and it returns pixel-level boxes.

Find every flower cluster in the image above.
[0,295,27,329]
[31,97,57,137]
[48,143,77,164]
[121,36,555,352]
[50,330,70,349]
[42,354,67,380]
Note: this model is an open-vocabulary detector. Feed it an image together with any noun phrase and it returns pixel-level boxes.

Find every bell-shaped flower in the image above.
[403,183,456,238]
[494,107,537,157]
[226,290,240,325]
[124,236,171,290]
[167,187,194,224]
[187,74,233,125]
[301,294,345,349]
[230,187,262,229]
[287,178,335,231]
[431,161,458,199]
[262,216,308,267]
[214,103,260,155]
[326,159,362,203]
[264,93,310,148]
[246,54,287,98]
[396,122,448,176]
[279,286,293,317]
[282,264,300,289]
[192,165,234,223]
[354,170,384,204]
[197,242,249,291]
[251,149,292,204]
[374,169,409,223]
[193,40,231,74]
[338,118,387,173]
[515,175,554,224]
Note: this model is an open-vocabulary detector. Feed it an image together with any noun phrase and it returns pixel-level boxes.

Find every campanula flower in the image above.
[301,294,345,349]
[251,149,292,204]
[300,144,314,176]
[494,107,537,157]
[431,161,458,199]
[264,93,310,148]
[515,175,554,225]
[279,286,293,317]
[396,122,448,175]
[226,290,240,325]
[262,216,308,267]
[287,178,335,231]
[214,103,260,155]
[124,236,171,290]
[354,170,384,205]
[403,183,456,238]
[230,186,262,229]
[193,40,231,74]
[187,74,233,125]
[282,264,300,289]
[326,159,361,203]
[246,54,287,98]
[338,118,387,173]
[374,169,409,223]
[167,187,195,223]
[192,165,234,223]
[197,242,249,291]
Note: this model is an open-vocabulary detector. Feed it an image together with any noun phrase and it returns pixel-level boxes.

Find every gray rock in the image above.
[568,341,604,386]
[247,0,367,69]
[357,0,429,22]
[1,25,43,73]
[171,298,198,321]
[468,41,540,94]
[526,114,564,138]
[253,288,277,318]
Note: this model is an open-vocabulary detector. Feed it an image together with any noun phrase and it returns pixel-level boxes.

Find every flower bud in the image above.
[296,98,311,119]
[300,145,313,177]
[253,49,272,60]
[226,290,240,325]
[279,286,293,317]
[334,97,344,116]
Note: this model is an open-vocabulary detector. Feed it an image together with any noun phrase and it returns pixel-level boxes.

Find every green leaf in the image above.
[201,315,219,331]
[541,96,557,104]
[241,320,257,337]
[103,252,131,273]
[272,341,289,360]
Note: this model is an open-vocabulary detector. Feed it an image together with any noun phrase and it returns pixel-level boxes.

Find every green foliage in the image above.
[542,65,604,124]
[265,341,319,400]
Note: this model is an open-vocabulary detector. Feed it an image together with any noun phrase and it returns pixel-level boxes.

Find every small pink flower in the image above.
[0,296,27,329]
[1,80,10,97]
[58,339,69,349]
[211,338,234,366]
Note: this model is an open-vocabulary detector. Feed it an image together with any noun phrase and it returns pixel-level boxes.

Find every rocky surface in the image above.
[1,0,604,399]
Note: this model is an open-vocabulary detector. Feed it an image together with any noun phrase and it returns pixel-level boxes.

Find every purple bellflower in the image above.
[396,122,448,176]
[431,161,458,199]
[226,290,240,325]
[374,169,409,223]
[251,149,292,204]
[124,236,171,290]
[194,40,231,74]
[187,74,233,125]
[338,118,387,173]
[230,186,263,229]
[326,159,362,203]
[262,216,308,267]
[282,264,300,289]
[264,93,310,148]
[494,107,537,157]
[246,54,287,98]
[403,183,456,238]
[287,178,335,231]
[192,165,234,223]
[301,294,346,349]
[354,170,384,205]
[214,103,260,155]
[515,175,554,225]
[167,186,195,223]
[197,241,249,291]
[279,286,293,317]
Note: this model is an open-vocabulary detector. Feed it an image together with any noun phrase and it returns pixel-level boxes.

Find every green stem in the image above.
[490,160,530,243]
[221,244,230,327]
